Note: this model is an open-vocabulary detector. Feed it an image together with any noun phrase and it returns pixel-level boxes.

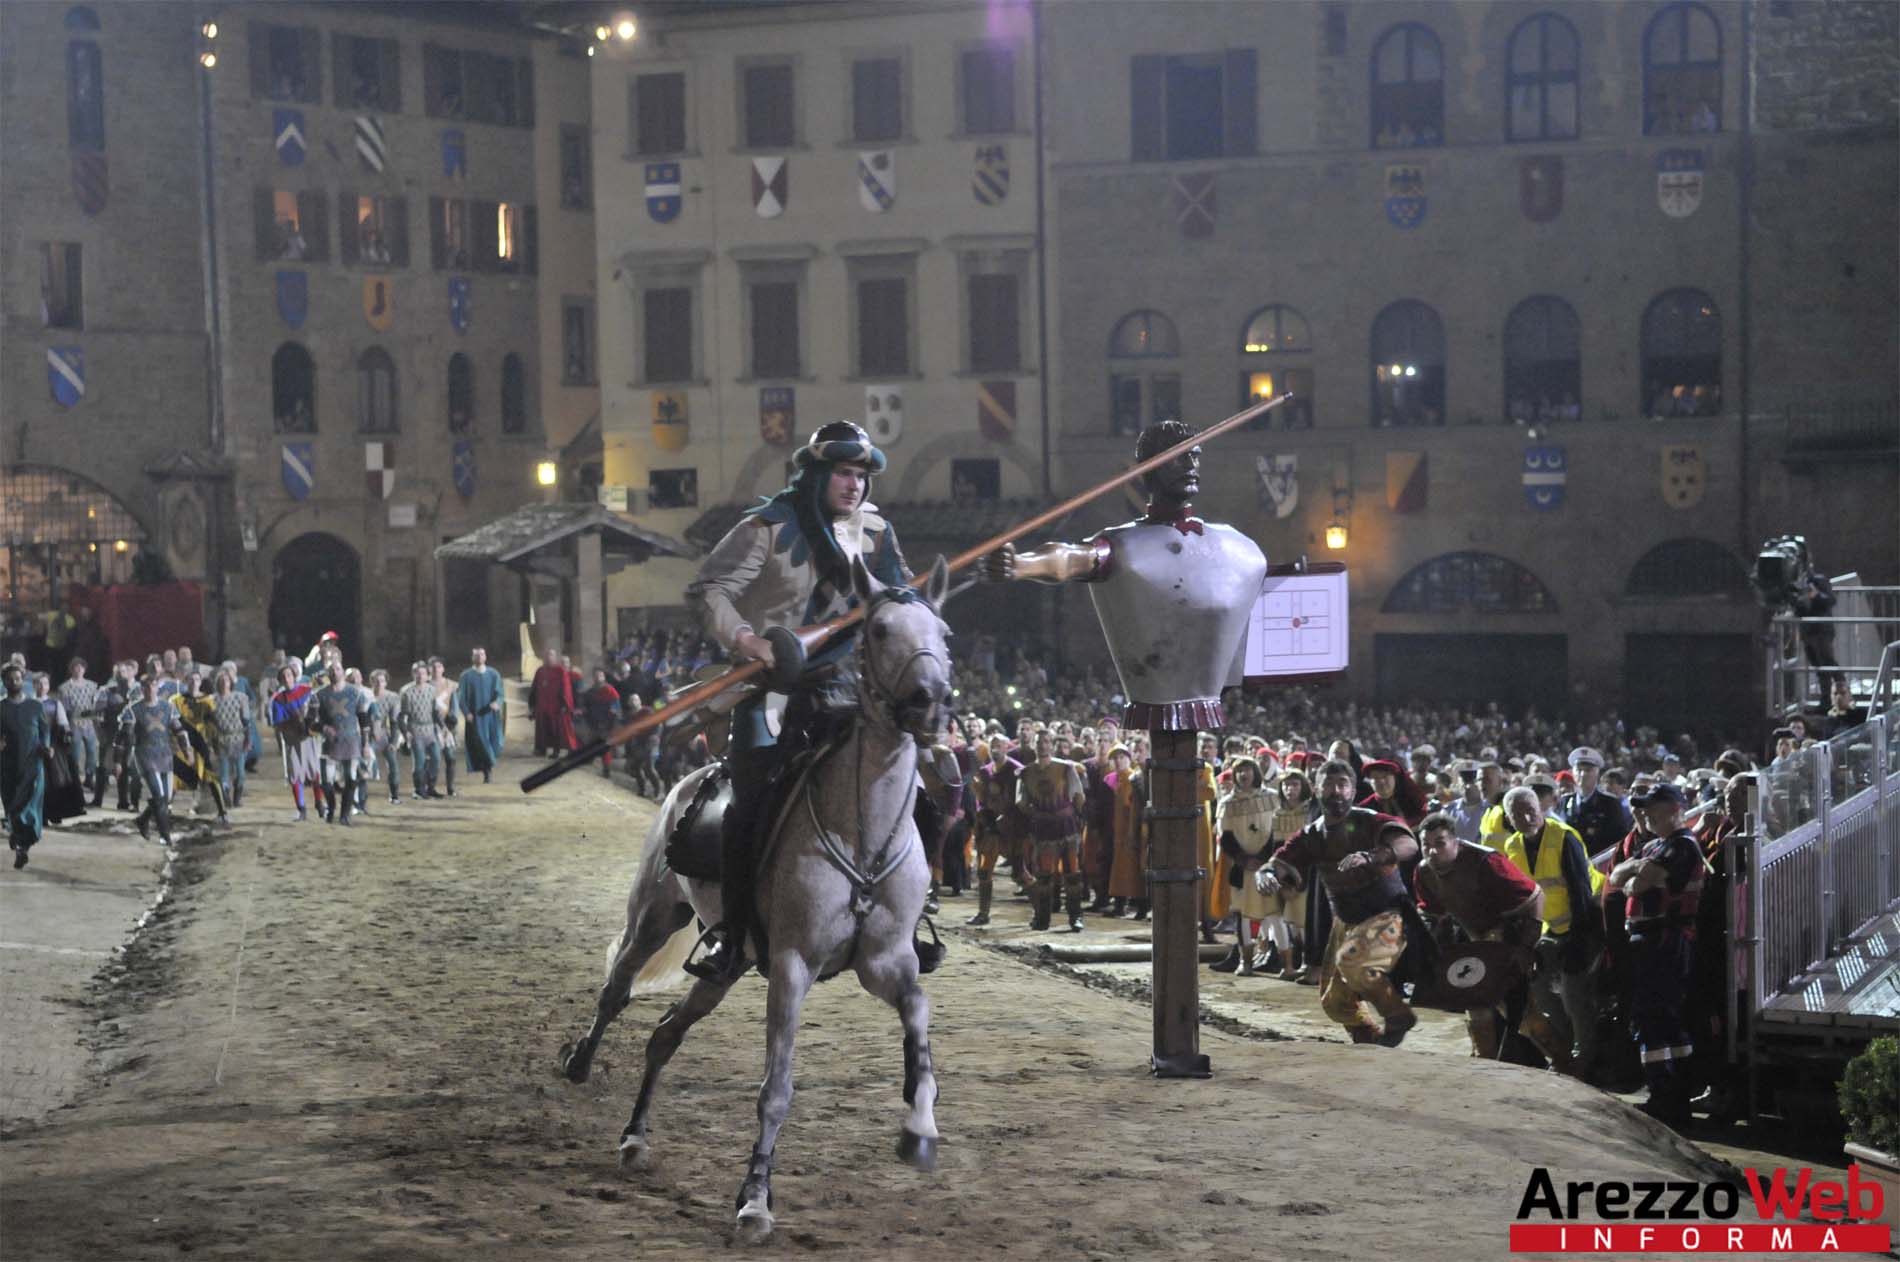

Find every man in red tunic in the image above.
[529,650,578,757]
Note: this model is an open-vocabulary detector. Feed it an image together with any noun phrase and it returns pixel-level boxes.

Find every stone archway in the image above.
[268,532,362,662]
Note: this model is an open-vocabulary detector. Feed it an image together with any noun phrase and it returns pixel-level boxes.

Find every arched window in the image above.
[1641,289,1721,418]
[1237,304,1314,429]
[500,353,527,434]
[357,347,398,433]
[1370,300,1445,427]
[64,7,100,32]
[1644,3,1722,136]
[1384,551,1557,614]
[1506,13,1579,141]
[1371,24,1443,149]
[66,36,104,152]
[1625,539,1749,599]
[446,351,473,433]
[1107,309,1181,437]
[0,464,147,610]
[272,342,316,432]
[1503,296,1581,424]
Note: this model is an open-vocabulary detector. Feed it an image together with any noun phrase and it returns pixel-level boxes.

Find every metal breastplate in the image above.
[1088,521,1266,724]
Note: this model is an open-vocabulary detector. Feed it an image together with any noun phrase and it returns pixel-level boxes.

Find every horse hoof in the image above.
[896,1130,938,1172]
[617,1135,651,1172]
[560,1045,592,1084]
[734,1205,774,1244]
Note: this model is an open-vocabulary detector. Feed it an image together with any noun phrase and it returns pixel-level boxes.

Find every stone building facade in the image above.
[1037,0,1897,735]
[2,2,584,672]
[587,0,1047,634]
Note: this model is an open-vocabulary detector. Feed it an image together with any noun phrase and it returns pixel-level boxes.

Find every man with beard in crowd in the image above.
[1257,759,1422,1046]
[457,647,505,784]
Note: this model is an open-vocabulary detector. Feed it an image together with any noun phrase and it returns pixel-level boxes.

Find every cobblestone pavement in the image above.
[2,739,1775,1261]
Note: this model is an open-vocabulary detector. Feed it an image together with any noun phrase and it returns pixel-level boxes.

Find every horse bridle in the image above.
[857,593,947,732]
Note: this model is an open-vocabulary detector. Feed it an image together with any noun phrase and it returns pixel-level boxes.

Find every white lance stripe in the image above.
[46,349,84,397]
[283,446,313,488]
[1522,472,1566,486]
[355,116,386,172]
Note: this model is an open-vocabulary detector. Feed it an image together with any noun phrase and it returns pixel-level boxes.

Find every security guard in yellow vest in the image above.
[1502,784,1606,1080]
[1477,759,1513,848]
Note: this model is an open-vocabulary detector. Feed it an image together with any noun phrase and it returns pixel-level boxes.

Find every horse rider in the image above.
[683,421,912,981]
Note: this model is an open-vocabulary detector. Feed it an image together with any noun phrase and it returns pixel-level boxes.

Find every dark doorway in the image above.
[1624,633,1757,748]
[269,532,362,663]
[1375,633,1569,715]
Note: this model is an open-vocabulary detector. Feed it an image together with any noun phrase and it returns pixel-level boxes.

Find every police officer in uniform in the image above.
[1558,746,1633,856]
[683,422,910,980]
[1607,782,1704,1127]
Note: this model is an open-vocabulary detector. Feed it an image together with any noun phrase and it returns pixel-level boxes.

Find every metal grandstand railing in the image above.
[1766,578,1900,719]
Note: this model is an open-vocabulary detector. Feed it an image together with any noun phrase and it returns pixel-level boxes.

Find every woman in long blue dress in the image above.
[2,663,50,869]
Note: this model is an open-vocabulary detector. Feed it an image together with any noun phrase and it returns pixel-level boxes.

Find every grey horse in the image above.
[561,554,953,1241]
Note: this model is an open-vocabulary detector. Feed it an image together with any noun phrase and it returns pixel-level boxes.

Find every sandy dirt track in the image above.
[1,754,1765,1261]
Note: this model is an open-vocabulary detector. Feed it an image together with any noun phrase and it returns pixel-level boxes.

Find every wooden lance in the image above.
[521,392,1293,794]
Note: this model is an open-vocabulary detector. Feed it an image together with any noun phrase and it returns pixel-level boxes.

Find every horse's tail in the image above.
[617,765,716,998]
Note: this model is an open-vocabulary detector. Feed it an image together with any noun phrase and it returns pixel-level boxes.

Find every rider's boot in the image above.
[685,754,773,983]
[966,877,993,926]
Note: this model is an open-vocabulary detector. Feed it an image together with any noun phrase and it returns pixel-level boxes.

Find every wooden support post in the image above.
[1146,729,1210,1077]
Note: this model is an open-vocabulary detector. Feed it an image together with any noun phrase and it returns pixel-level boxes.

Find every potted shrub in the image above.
[1839,1035,1899,1230]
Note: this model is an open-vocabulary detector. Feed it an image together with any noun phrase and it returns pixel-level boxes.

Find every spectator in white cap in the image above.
[1409,743,1437,783]
[1558,745,1632,857]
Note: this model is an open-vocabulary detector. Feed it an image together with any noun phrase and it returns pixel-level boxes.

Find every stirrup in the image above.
[682,925,747,982]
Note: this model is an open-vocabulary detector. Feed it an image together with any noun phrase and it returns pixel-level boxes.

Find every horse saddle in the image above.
[663,740,833,884]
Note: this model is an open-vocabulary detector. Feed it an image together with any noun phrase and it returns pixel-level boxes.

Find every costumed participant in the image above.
[1104,743,1148,919]
[397,662,442,798]
[1361,758,1428,828]
[103,660,140,813]
[1268,768,1316,980]
[1213,754,1277,975]
[579,666,622,778]
[210,669,253,809]
[56,658,105,809]
[1606,783,1704,1127]
[531,646,579,757]
[1197,734,1228,940]
[457,647,505,783]
[169,670,229,826]
[1414,813,1568,1066]
[34,672,88,827]
[122,675,188,844]
[966,734,1023,926]
[365,669,402,806]
[2,663,51,869]
[1018,729,1088,932]
[1257,759,1424,1046]
[269,663,321,822]
[312,666,372,825]
[681,420,911,980]
[429,657,461,797]
[302,629,341,673]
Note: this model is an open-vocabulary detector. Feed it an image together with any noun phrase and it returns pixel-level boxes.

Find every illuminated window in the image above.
[1237,304,1313,428]
[1506,14,1579,141]
[497,203,516,264]
[1369,300,1445,427]
[340,193,407,267]
[1641,289,1722,418]
[1371,24,1443,149]
[1644,4,1722,137]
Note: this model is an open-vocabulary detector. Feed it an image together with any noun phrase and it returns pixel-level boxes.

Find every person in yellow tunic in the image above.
[1263,768,1316,978]
[1190,740,1222,939]
[1213,755,1277,974]
[1104,744,1149,919]
[168,669,229,825]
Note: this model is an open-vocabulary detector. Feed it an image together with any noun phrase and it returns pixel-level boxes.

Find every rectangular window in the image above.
[256,188,329,261]
[251,23,321,103]
[960,46,1016,134]
[644,287,693,383]
[749,280,800,379]
[743,62,795,148]
[634,72,686,156]
[1130,49,1257,161]
[430,196,470,270]
[341,193,407,267]
[334,34,400,111]
[458,50,529,126]
[951,458,1000,503]
[559,124,591,209]
[857,276,910,377]
[851,57,903,143]
[967,273,1021,373]
[423,43,464,118]
[562,298,596,385]
[39,243,82,329]
[649,468,699,510]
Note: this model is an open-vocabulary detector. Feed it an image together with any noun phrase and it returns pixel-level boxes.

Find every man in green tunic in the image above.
[2,663,51,869]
